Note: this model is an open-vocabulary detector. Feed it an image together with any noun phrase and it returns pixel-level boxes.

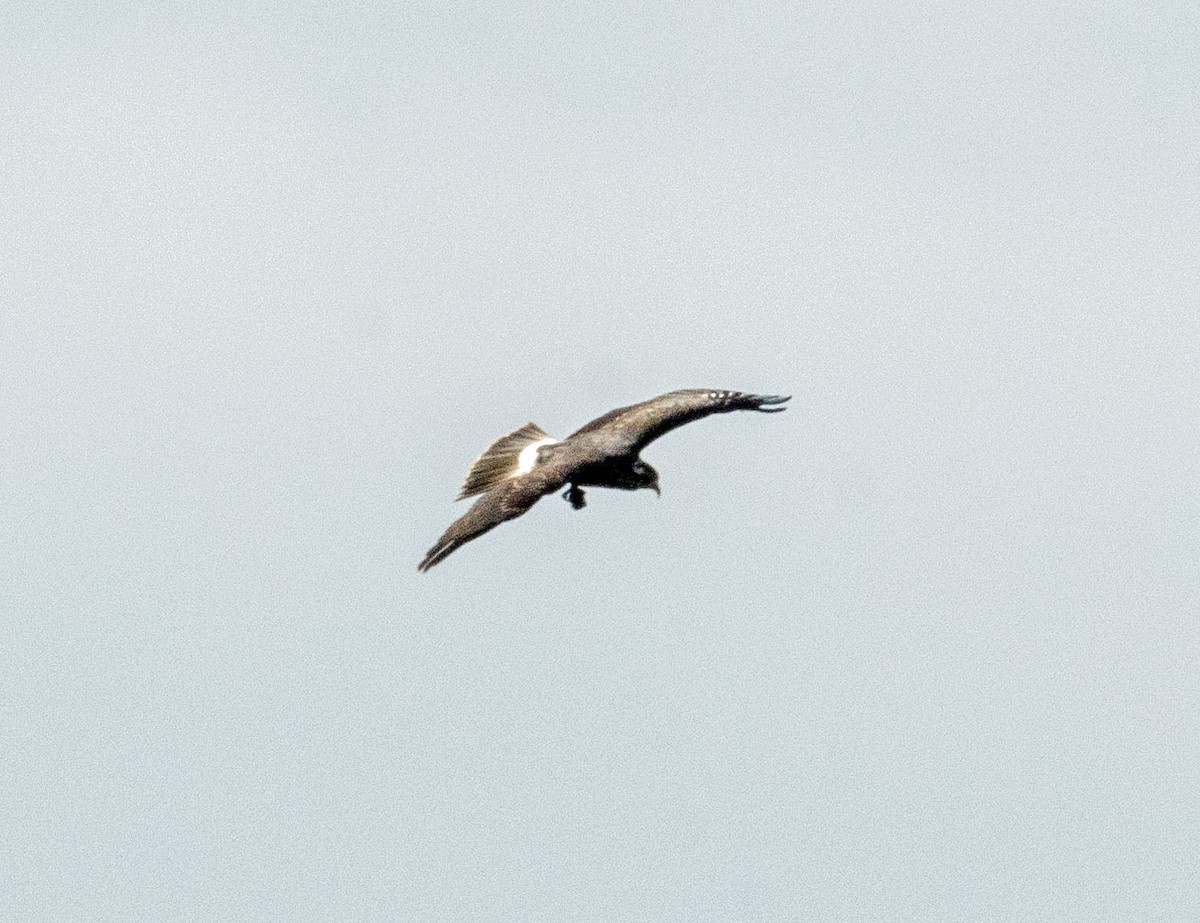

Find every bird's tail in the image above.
[457,422,557,500]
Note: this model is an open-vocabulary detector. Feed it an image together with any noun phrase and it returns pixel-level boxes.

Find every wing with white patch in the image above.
[457,422,558,500]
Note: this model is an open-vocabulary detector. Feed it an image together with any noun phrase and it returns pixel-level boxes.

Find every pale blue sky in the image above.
[3,3,1198,920]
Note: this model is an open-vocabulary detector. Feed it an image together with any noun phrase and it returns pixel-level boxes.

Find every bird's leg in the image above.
[562,484,587,510]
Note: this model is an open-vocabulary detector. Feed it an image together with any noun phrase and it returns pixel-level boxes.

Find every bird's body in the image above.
[418,389,789,571]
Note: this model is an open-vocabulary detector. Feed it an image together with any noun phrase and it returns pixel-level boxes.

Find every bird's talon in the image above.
[563,486,587,510]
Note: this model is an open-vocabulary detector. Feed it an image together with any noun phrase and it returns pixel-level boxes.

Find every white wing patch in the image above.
[516,437,557,475]
[457,422,558,500]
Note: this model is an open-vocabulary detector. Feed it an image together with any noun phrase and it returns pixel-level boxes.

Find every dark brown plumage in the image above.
[418,389,789,572]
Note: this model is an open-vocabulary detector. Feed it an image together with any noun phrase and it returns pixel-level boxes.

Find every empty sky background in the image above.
[3,3,1198,920]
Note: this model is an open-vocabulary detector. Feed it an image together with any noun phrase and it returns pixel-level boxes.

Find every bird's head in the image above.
[631,459,660,497]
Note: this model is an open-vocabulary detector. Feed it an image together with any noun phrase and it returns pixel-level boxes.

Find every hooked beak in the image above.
[652,484,661,497]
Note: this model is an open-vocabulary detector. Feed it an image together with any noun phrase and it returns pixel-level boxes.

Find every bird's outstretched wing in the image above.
[418,476,552,572]
[567,389,790,454]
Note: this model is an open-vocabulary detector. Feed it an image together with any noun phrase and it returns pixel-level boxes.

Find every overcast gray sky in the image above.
[3,3,1198,920]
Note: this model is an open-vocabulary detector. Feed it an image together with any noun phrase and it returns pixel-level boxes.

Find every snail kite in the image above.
[418,388,789,572]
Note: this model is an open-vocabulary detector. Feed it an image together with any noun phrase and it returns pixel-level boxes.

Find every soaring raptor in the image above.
[418,389,789,572]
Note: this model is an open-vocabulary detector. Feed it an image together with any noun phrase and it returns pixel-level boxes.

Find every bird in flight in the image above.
[418,389,790,572]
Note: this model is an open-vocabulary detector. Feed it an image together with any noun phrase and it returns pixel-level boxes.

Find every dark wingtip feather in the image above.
[417,539,454,572]
[748,393,790,412]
